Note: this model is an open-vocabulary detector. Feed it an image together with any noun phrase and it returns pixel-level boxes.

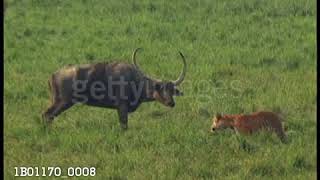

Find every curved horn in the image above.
[132,48,142,67]
[132,48,146,75]
[173,51,187,85]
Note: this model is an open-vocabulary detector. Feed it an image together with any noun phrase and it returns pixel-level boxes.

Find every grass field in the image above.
[4,0,317,179]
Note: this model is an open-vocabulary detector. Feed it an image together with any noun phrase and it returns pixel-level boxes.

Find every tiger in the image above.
[210,111,287,142]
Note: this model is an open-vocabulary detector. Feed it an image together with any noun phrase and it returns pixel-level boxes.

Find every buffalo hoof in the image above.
[42,113,54,125]
[120,123,128,130]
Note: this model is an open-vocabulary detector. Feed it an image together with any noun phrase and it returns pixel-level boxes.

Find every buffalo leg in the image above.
[275,128,287,143]
[42,105,56,121]
[117,104,128,130]
[42,101,74,123]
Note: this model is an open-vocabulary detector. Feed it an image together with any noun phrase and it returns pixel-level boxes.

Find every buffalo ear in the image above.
[174,89,183,96]
[155,83,162,91]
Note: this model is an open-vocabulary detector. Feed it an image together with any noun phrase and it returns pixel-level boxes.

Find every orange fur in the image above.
[211,111,287,142]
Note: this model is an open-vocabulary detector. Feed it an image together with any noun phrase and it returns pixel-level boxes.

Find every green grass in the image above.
[4,0,316,179]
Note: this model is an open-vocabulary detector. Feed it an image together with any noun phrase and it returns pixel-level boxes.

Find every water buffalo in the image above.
[42,48,187,129]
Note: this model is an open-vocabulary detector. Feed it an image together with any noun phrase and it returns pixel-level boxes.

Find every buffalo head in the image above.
[132,48,186,108]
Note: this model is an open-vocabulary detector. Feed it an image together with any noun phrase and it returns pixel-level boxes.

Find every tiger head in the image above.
[210,113,234,132]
